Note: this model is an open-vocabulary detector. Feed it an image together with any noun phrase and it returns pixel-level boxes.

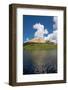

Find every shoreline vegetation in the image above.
[23,42,57,51]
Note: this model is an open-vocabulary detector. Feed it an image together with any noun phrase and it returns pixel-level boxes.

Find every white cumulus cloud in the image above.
[49,31,57,43]
[53,16,57,30]
[45,31,57,44]
[33,23,48,38]
[45,16,57,44]
[31,16,57,44]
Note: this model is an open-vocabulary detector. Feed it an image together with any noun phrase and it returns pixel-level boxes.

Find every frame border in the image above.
[9,4,66,86]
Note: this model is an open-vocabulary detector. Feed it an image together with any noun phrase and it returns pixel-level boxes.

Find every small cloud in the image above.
[49,31,57,40]
[53,16,57,23]
[24,37,29,43]
[26,37,29,41]
[33,23,48,38]
[53,16,57,30]
[44,29,48,34]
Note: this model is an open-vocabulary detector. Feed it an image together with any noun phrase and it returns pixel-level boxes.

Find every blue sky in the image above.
[23,15,54,42]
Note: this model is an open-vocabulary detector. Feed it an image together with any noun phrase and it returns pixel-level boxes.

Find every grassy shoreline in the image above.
[23,43,57,51]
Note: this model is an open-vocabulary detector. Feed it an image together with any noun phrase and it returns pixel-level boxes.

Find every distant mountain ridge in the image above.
[29,38,45,43]
[24,38,56,45]
[23,38,57,50]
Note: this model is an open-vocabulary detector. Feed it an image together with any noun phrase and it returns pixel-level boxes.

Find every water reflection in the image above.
[23,49,57,75]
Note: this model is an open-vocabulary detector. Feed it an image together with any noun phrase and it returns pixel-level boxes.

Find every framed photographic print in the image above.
[9,4,66,86]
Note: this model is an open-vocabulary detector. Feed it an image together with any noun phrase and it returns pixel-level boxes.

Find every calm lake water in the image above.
[23,49,57,75]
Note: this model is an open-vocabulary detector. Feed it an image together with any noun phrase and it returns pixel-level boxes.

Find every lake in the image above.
[23,49,57,75]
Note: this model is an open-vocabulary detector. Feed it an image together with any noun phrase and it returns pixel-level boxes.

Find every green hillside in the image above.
[23,42,57,51]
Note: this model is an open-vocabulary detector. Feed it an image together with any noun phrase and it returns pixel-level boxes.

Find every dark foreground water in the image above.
[23,49,57,75]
